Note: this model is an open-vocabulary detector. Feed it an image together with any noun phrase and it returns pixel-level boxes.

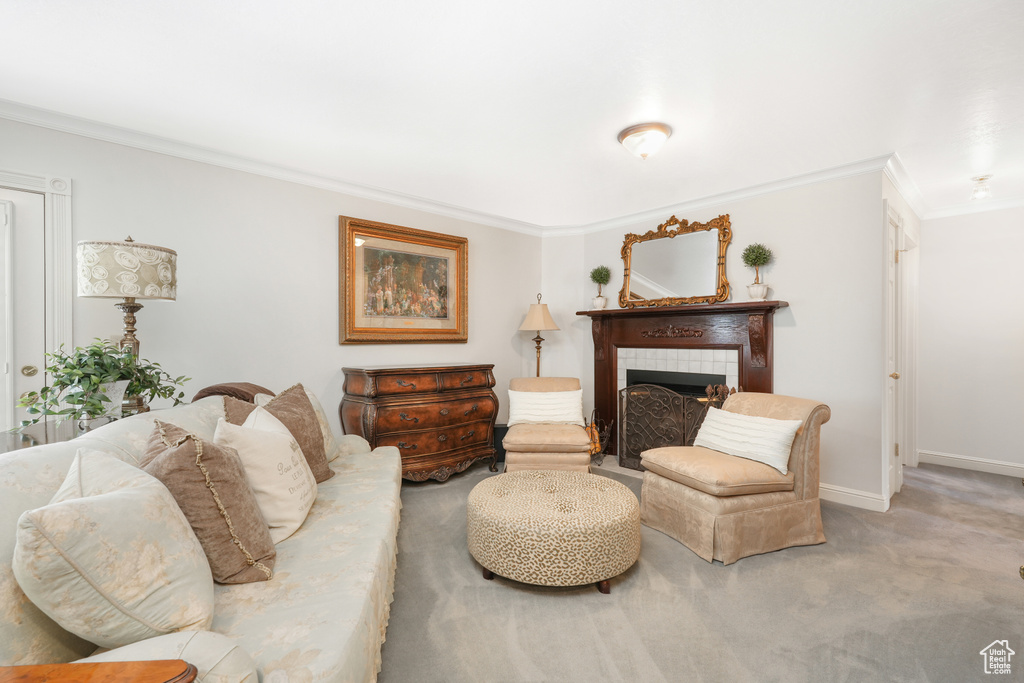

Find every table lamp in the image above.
[76,236,177,357]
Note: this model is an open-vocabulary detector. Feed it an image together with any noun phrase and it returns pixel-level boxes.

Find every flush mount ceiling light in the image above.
[971,175,993,201]
[617,123,672,160]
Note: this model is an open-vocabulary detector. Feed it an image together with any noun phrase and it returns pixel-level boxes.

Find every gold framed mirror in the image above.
[618,214,731,308]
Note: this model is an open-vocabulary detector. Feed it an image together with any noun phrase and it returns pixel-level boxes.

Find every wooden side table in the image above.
[0,659,196,683]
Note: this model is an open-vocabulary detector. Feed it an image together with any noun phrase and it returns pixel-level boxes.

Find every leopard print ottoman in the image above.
[466,470,641,592]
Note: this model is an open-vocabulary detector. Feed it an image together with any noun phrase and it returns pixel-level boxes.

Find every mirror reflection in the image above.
[629,230,718,300]
[619,215,731,307]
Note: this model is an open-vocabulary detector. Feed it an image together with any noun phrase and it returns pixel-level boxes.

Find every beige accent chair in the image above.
[639,392,831,565]
[502,377,591,473]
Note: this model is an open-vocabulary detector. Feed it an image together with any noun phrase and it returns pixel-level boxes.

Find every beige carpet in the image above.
[378,462,1023,682]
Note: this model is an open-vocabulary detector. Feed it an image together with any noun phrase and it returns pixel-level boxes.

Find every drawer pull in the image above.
[459,374,475,386]
[397,442,418,450]
[464,404,478,416]
[438,434,448,442]
[399,412,419,423]
[460,430,476,441]
[439,408,450,416]
[396,380,416,389]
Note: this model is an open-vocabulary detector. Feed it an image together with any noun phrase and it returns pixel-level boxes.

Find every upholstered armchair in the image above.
[502,377,591,473]
[639,392,831,565]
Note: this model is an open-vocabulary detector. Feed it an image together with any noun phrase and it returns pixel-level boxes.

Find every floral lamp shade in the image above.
[77,239,177,300]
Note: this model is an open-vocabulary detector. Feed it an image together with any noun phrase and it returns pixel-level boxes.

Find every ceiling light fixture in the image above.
[971,175,993,201]
[617,123,672,160]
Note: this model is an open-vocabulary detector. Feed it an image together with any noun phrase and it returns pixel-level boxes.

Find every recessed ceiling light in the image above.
[617,123,672,160]
[971,175,993,201]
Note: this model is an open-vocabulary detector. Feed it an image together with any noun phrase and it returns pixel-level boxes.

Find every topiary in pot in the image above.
[589,265,612,309]
[590,265,611,296]
[741,243,773,285]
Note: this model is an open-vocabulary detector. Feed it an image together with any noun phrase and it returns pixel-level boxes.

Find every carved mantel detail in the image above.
[641,325,703,339]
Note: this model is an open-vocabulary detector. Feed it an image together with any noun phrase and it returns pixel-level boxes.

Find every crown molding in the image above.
[552,154,897,236]
[881,153,927,218]
[2,100,935,236]
[0,99,546,237]
[923,197,1024,221]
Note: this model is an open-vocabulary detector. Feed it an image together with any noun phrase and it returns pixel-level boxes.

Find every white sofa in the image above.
[0,396,403,682]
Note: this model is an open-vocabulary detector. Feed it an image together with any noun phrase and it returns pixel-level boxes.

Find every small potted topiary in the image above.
[741,243,773,301]
[590,265,611,309]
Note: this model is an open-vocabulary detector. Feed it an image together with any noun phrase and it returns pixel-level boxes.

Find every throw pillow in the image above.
[213,407,318,544]
[12,450,214,649]
[143,420,276,584]
[693,406,803,474]
[259,384,333,482]
[223,395,257,425]
[507,389,585,427]
[252,388,341,462]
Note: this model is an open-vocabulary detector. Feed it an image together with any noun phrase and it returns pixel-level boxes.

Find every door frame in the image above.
[0,169,74,424]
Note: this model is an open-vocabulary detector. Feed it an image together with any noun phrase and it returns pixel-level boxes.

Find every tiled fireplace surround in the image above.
[616,347,740,397]
[579,301,787,461]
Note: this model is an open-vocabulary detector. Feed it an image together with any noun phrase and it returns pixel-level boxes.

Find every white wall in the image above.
[554,173,890,503]
[918,205,1024,476]
[0,118,541,432]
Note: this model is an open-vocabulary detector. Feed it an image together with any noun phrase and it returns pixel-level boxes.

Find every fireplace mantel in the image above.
[577,301,788,456]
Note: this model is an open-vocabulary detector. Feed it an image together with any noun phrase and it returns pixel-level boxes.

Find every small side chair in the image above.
[639,392,831,564]
[502,377,591,473]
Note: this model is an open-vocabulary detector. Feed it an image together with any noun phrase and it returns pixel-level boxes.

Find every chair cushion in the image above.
[503,423,591,453]
[641,446,795,496]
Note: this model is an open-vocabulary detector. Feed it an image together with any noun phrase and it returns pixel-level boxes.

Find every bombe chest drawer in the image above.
[340,363,498,482]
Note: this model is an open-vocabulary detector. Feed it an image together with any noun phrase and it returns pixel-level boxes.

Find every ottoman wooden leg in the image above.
[482,567,494,580]
[597,580,610,594]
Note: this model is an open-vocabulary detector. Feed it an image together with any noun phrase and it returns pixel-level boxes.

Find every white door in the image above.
[884,203,904,499]
[0,187,47,431]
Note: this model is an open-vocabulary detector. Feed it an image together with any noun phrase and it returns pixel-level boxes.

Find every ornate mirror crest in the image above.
[618,214,731,308]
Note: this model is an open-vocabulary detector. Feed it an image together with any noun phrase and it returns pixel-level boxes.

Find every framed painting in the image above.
[339,216,468,344]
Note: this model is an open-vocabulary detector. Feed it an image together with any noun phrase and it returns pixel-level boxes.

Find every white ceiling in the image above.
[3,0,1023,230]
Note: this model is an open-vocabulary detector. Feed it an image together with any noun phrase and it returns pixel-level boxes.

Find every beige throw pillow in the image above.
[143,420,276,584]
[213,407,317,544]
[13,450,214,649]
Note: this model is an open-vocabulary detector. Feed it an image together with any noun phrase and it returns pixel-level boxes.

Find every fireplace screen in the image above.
[618,384,725,470]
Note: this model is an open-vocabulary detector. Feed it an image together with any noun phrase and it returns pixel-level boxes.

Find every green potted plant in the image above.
[741,243,773,301]
[590,265,611,309]
[15,339,189,431]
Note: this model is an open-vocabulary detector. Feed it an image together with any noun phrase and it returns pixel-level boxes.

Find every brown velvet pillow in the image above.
[192,382,276,403]
[262,384,333,483]
[223,395,257,426]
[142,420,276,584]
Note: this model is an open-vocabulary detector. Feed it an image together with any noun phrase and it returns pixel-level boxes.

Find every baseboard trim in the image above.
[917,450,1024,478]
[819,483,888,512]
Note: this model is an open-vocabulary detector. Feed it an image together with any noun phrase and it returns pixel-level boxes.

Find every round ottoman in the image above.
[466,470,641,593]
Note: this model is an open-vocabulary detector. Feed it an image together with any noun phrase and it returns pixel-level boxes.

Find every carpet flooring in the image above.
[378,462,1023,682]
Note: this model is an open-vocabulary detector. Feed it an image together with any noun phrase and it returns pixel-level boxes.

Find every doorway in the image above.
[0,170,74,431]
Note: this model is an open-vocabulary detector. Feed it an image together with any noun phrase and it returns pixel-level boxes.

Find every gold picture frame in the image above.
[339,216,468,344]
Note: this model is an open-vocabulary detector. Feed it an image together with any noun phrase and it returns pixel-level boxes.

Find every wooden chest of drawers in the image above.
[340,363,498,482]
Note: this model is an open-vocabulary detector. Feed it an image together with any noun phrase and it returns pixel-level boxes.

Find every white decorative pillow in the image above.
[12,450,214,649]
[507,389,585,427]
[693,406,802,474]
[213,407,317,543]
